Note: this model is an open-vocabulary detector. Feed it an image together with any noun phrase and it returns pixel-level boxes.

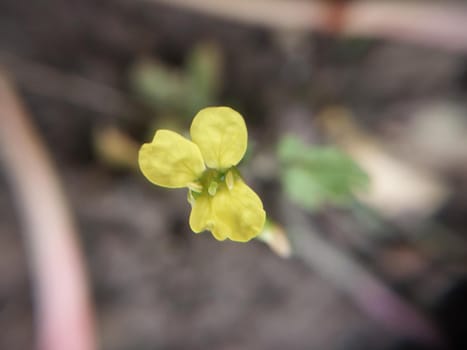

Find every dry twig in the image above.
[284,202,444,346]
[147,0,467,53]
[0,51,131,116]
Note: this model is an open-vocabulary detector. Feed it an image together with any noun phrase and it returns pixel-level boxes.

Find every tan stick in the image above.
[148,0,467,53]
[0,72,97,350]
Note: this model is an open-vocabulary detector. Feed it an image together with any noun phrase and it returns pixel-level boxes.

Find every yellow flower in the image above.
[139,106,266,242]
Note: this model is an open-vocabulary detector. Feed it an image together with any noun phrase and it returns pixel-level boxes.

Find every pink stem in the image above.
[0,72,97,350]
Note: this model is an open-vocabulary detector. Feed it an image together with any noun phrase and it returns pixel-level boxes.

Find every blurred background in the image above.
[1,0,467,349]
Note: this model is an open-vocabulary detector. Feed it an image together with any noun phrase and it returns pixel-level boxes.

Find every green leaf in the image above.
[185,43,222,115]
[129,43,222,118]
[278,135,369,210]
[129,59,185,111]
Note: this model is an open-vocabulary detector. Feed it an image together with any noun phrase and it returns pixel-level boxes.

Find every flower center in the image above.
[188,167,237,201]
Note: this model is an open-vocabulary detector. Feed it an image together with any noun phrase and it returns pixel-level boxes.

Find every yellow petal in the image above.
[190,106,248,169]
[189,177,265,242]
[189,194,214,233]
[139,130,205,188]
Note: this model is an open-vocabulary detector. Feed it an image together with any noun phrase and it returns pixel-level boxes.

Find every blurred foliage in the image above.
[185,44,222,113]
[129,43,222,119]
[95,43,222,171]
[93,126,139,170]
[278,135,369,211]
[130,60,184,112]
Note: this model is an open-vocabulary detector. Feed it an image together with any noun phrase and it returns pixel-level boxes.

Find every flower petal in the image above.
[189,193,214,233]
[139,130,205,188]
[190,106,247,169]
[189,177,266,242]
